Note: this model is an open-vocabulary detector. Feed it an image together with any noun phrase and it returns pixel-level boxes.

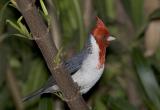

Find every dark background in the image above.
[0,0,160,110]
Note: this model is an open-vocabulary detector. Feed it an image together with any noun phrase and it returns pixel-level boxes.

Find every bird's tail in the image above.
[22,88,44,102]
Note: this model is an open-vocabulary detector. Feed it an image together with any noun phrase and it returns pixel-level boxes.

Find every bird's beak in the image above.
[107,36,116,41]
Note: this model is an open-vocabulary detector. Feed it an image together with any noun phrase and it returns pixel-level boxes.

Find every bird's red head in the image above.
[91,17,115,68]
[92,17,113,47]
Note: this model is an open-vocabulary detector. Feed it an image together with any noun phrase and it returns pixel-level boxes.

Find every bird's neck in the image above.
[89,35,106,68]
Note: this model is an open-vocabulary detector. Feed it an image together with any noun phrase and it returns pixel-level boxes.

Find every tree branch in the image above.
[16,0,89,110]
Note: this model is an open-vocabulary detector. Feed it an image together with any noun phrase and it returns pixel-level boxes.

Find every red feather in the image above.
[91,17,110,67]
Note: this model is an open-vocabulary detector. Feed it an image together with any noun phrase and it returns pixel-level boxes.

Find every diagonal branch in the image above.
[16,0,89,110]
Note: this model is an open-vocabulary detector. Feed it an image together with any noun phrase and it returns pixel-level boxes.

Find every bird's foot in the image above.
[53,91,65,101]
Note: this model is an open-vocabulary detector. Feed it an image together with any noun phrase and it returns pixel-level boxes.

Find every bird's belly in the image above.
[72,65,104,94]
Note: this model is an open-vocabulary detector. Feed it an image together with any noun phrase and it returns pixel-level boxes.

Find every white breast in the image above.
[46,35,104,94]
[72,35,104,93]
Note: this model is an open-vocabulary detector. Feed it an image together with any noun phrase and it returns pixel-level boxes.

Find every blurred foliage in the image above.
[1,0,160,110]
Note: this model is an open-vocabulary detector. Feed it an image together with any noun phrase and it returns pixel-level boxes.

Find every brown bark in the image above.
[16,0,89,110]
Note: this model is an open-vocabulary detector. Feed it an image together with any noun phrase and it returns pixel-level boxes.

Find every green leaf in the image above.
[6,19,21,32]
[17,16,31,37]
[7,17,32,39]
[39,10,51,27]
[40,0,48,16]
[10,0,18,9]
[132,48,160,109]
[39,0,51,27]
[54,47,63,64]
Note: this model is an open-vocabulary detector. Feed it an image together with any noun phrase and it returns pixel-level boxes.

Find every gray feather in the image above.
[64,37,92,73]
[22,37,92,102]
[22,88,44,102]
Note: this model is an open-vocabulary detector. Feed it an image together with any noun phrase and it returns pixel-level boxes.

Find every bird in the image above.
[23,17,115,102]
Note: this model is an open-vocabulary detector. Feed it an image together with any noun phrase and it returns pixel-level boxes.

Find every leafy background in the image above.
[0,0,160,110]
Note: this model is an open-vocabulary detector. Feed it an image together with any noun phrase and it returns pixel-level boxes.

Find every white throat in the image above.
[72,35,104,93]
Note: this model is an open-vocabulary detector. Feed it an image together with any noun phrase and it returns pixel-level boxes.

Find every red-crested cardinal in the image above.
[23,17,115,101]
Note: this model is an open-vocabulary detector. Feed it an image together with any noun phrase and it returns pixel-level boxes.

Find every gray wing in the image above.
[64,37,92,74]
[22,49,89,102]
[64,51,87,73]
[43,40,92,89]
[44,49,89,88]
[23,38,92,101]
